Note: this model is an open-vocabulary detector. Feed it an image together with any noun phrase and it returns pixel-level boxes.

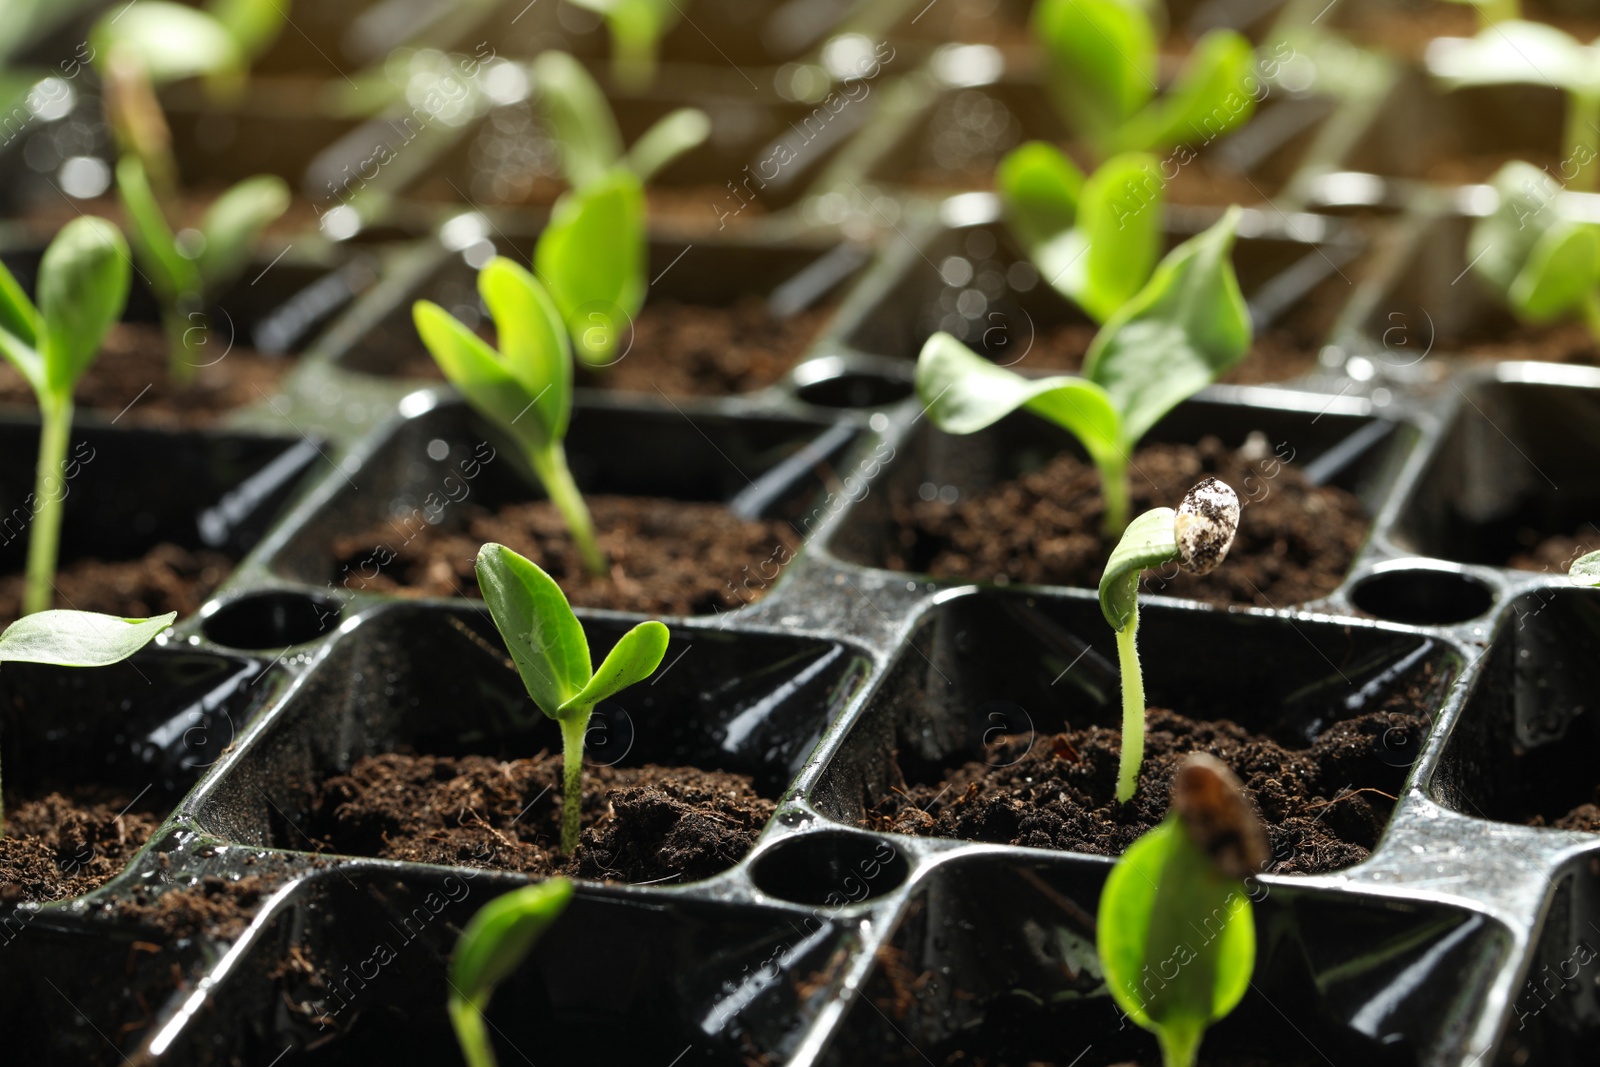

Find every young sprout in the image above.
[530,51,709,365]
[1429,22,1600,191]
[1100,479,1240,803]
[997,144,1162,324]
[449,878,573,1067]
[414,257,607,576]
[476,543,669,853]
[1031,0,1257,164]
[564,0,682,90]
[916,208,1250,535]
[1098,752,1267,1067]
[0,217,131,616]
[0,608,177,834]
[117,157,289,384]
[1466,161,1600,339]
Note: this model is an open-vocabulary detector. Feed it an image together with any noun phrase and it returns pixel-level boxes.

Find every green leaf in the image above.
[1086,206,1250,448]
[1031,0,1157,152]
[997,141,1084,252]
[38,217,131,397]
[116,156,198,305]
[92,1,244,84]
[1471,161,1562,297]
[414,301,551,455]
[623,107,711,183]
[915,332,1123,471]
[1429,19,1596,93]
[0,610,175,666]
[205,0,291,59]
[450,878,573,1011]
[1572,549,1600,585]
[474,543,592,719]
[0,257,39,350]
[1112,30,1257,154]
[534,171,646,367]
[477,257,571,445]
[1099,506,1178,631]
[1044,152,1162,323]
[531,51,624,189]
[1510,221,1600,322]
[197,175,291,292]
[558,620,669,712]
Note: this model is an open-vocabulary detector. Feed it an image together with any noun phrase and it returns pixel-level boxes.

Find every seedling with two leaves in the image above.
[1098,752,1267,1067]
[0,217,131,616]
[529,51,709,365]
[414,257,608,576]
[916,208,1250,535]
[476,542,669,853]
[449,877,573,1067]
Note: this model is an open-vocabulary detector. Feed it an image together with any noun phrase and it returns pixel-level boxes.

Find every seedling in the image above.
[915,207,1250,535]
[0,608,177,834]
[449,877,573,1067]
[1031,0,1257,164]
[116,156,289,384]
[997,143,1163,324]
[566,0,682,90]
[1098,752,1267,1067]
[1429,21,1600,191]
[1467,161,1600,338]
[0,217,131,616]
[475,543,669,853]
[530,51,709,365]
[414,257,606,576]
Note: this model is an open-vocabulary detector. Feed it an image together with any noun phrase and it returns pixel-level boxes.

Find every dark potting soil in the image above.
[305,752,773,885]
[1444,320,1600,366]
[330,496,798,615]
[117,875,268,942]
[888,437,1367,608]
[866,705,1431,875]
[0,543,234,626]
[1009,323,1319,385]
[0,322,293,428]
[0,788,162,904]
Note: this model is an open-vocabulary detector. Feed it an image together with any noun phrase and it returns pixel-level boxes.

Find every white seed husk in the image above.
[1174,477,1240,576]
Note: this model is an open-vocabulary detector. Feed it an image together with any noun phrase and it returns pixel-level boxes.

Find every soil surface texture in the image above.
[331,496,797,615]
[888,437,1367,607]
[0,788,161,904]
[867,704,1431,875]
[0,322,292,428]
[0,544,234,626]
[306,752,773,885]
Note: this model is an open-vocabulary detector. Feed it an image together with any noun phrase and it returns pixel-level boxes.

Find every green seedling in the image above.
[116,156,288,385]
[1031,0,1257,164]
[566,0,683,90]
[1467,161,1600,338]
[449,877,573,1067]
[915,208,1250,535]
[1098,752,1267,1067]
[92,0,290,192]
[415,257,607,576]
[1100,479,1240,803]
[1429,21,1600,191]
[530,51,709,365]
[0,608,176,834]
[476,543,669,853]
[0,217,131,616]
[997,143,1163,324]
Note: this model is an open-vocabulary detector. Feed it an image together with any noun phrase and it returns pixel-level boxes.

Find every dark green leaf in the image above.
[450,878,573,1010]
[1098,506,1177,631]
[1031,0,1157,150]
[1112,30,1257,154]
[997,141,1084,251]
[559,621,669,712]
[624,107,710,182]
[1085,206,1250,447]
[534,170,646,366]
[477,257,571,445]
[531,50,624,189]
[474,543,591,719]
[38,216,131,396]
[197,175,290,291]
[0,610,175,665]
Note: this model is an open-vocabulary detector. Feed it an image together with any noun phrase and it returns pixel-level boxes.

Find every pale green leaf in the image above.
[1112,30,1257,154]
[1470,161,1562,295]
[206,0,291,59]
[1098,506,1177,631]
[1571,549,1600,585]
[1053,151,1162,323]
[531,50,624,189]
[624,107,710,183]
[477,257,571,443]
[38,216,131,396]
[93,1,243,83]
[197,175,290,292]
[558,621,669,712]
[997,141,1084,252]
[534,171,645,366]
[1429,19,1597,93]
[0,610,175,665]
[413,301,553,454]
[1031,0,1157,151]
[474,543,592,718]
[117,155,199,304]
[1510,221,1600,322]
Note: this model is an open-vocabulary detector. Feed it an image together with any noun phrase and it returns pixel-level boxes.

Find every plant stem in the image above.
[448,997,498,1067]
[24,395,73,616]
[529,446,607,577]
[558,712,589,854]
[162,305,198,387]
[1114,608,1146,804]
[1565,90,1600,194]
[1099,455,1131,538]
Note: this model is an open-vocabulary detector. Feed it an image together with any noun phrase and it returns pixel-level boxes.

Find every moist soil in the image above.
[330,496,798,615]
[0,543,234,626]
[392,296,829,396]
[305,752,773,886]
[0,787,162,904]
[0,322,293,428]
[866,704,1431,876]
[887,437,1368,608]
